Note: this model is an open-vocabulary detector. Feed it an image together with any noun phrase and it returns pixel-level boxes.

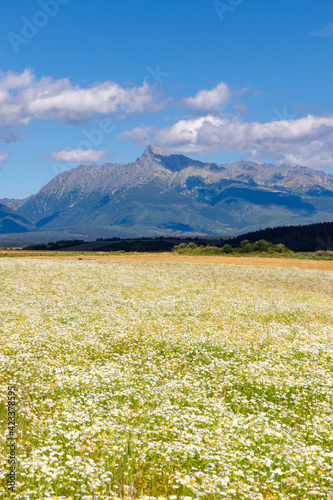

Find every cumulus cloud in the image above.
[43,149,114,163]
[178,82,232,113]
[120,114,333,169]
[311,23,333,37]
[0,69,163,133]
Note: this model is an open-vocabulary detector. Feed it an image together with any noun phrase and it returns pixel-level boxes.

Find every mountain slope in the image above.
[0,204,36,234]
[16,144,333,236]
[0,195,34,211]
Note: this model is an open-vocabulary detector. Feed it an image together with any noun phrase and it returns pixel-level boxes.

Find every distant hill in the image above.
[2,144,333,240]
[0,204,36,234]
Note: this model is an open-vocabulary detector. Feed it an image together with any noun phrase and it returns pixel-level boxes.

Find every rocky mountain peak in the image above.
[144,144,173,157]
[138,144,205,172]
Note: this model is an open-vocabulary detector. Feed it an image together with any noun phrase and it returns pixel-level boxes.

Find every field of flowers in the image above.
[1,258,333,500]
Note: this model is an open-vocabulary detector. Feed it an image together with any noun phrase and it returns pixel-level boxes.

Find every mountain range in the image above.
[1,144,333,242]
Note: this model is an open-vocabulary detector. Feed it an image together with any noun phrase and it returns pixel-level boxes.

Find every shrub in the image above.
[205,246,224,255]
[222,244,233,254]
[315,250,333,258]
[178,243,188,249]
[253,239,270,252]
[187,242,197,249]
[275,243,287,253]
[239,243,253,254]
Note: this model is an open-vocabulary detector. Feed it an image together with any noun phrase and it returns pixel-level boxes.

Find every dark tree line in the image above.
[223,222,333,252]
[23,222,333,252]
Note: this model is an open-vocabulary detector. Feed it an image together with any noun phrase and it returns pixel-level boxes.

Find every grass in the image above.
[1,248,333,261]
[0,251,129,258]
[0,258,333,499]
[173,247,333,261]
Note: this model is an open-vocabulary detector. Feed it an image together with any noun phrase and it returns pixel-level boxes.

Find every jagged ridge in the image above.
[7,145,333,237]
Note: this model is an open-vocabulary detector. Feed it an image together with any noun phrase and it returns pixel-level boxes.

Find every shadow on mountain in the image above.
[211,187,315,212]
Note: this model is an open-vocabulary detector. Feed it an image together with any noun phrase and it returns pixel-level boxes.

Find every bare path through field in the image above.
[1,251,333,270]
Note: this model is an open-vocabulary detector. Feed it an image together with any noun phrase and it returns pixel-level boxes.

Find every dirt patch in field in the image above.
[1,251,333,271]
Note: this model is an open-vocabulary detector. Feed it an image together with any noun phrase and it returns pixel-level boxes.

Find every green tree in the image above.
[222,244,233,254]
[275,243,287,253]
[253,239,270,252]
[240,243,253,254]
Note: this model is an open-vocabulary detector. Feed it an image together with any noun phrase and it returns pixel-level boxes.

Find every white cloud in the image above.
[119,124,154,145]
[120,114,333,169]
[43,149,113,163]
[178,82,232,113]
[311,23,333,37]
[0,152,10,166]
[0,69,163,133]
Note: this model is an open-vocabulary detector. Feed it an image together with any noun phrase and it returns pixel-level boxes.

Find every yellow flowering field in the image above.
[1,258,333,500]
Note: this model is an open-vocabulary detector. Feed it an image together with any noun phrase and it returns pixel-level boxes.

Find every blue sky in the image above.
[1,0,333,198]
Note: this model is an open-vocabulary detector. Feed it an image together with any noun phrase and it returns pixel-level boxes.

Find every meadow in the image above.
[0,258,333,499]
